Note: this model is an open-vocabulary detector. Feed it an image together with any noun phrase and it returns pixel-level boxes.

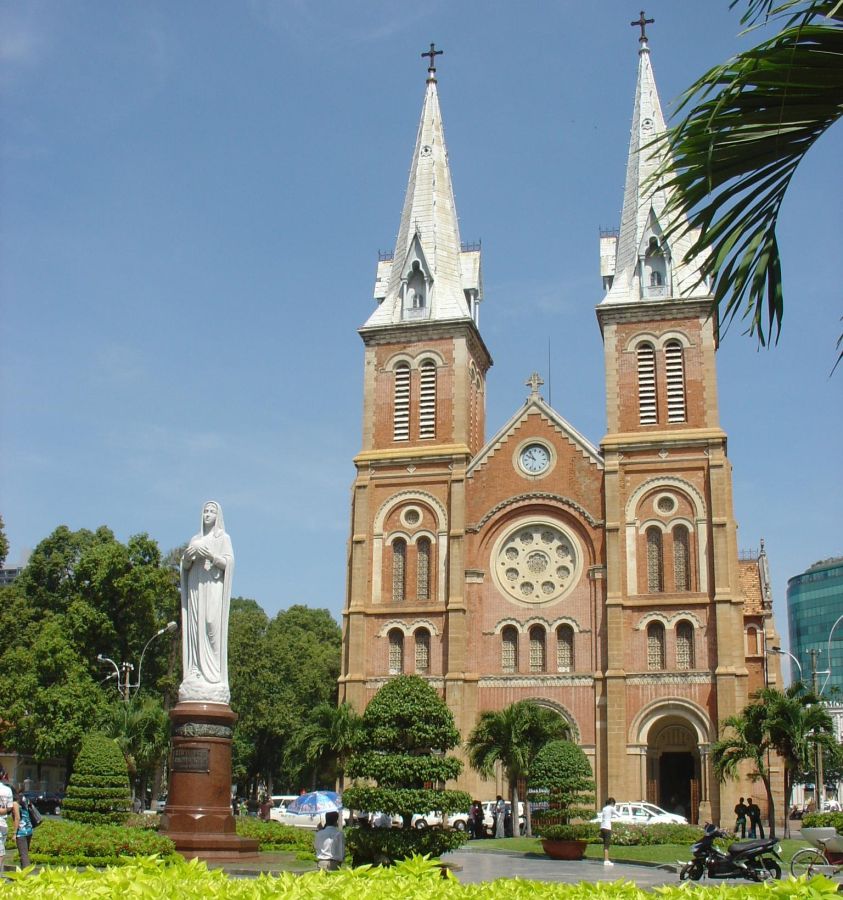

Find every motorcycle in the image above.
[679,823,783,882]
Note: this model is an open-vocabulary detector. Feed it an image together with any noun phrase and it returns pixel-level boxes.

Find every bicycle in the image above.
[790,837,843,881]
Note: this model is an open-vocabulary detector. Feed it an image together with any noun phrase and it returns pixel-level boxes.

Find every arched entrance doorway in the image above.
[646,718,701,823]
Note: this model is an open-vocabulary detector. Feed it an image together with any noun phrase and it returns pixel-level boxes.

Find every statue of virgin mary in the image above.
[178,500,234,704]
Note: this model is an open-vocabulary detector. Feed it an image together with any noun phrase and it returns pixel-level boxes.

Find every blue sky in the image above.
[2,1,840,659]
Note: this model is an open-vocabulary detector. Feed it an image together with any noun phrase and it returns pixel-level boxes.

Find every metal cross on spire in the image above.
[630,10,654,42]
[421,43,443,78]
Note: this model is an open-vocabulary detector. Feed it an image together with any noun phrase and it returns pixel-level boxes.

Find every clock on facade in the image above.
[519,443,550,475]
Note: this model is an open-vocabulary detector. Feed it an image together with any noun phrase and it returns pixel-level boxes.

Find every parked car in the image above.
[268,795,297,822]
[22,790,64,816]
[590,801,687,826]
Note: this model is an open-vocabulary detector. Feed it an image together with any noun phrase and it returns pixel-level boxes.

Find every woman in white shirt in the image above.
[599,797,616,867]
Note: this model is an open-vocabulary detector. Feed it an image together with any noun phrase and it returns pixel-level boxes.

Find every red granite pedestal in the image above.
[160,702,259,860]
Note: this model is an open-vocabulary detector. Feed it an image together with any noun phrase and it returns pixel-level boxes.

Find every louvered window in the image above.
[647,622,666,671]
[673,525,691,592]
[417,537,431,600]
[676,621,695,670]
[388,629,404,675]
[419,361,436,439]
[392,539,406,602]
[556,625,574,673]
[637,343,657,424]
[646,527,664,593]
[415,628,430,674]
[393,364,410,441]
[529,626,546,673]
[501,626,518,673]
[665,341,686,422]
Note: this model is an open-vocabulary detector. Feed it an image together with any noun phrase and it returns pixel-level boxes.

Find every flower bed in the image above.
[29,819,176,867]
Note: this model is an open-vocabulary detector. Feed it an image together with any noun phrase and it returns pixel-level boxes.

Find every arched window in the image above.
[393,363,410,441]
[647,622,666,671]
[556,625,574,673]
[501,626,518,673]
[673,525,691,592]
[746,627,761,656]
[646,527,664,593]
[665,340,686,423]
[650,271,663,286]
[529,626,546,673]
[637,343,657,424]
[676,621,695,670]
[391,538,406,602]
[414,628,430,674]
[388,629,404,675]
[416,537,431,600]
[419,360,436,439]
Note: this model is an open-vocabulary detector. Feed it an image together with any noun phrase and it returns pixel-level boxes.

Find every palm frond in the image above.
[655,2,843,360]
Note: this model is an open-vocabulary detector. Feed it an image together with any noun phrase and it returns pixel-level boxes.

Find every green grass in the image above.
[464,836,811,867]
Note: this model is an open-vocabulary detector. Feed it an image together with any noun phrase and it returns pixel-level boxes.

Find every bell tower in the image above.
[596,20,749,825]
[340,48,492,713]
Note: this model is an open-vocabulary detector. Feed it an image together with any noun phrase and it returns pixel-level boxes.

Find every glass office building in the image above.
[787,557,843,696]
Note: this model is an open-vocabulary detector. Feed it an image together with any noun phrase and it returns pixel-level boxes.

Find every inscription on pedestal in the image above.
[173,747,210,773]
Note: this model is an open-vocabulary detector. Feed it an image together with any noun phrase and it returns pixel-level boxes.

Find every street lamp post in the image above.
[97,621,178,703]
[770,645,803,682]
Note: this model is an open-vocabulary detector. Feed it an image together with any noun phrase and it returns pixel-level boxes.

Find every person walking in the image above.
[600,796,616,867]
[734,797,748,838]
[0,779,12,872]
[11,788,33,868]
[747,798,764,839]
[314,810,345,871]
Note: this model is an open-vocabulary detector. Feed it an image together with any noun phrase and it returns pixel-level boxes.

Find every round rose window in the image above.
[492,520,580,604]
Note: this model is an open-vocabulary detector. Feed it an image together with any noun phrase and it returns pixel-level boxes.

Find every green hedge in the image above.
[346,825,468,865]
[234,818,316,855]
[29,819,176,866]
[1,855,840,897]
[801,811,843,832]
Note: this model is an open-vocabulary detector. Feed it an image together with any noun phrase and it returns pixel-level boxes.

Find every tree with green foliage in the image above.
[658,0,843,362]
[343,675,471,863]
[0,525,179,775]
[529,740,595,829]
[284,701,363,791]
[99,695,170,803]
[712,683,835,836]
[62,732,132,825]
[0,514,9,567]
[228,601,342,795]
[466,700,570,837]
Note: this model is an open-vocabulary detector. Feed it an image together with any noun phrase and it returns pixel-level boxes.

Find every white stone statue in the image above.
[178,500,233,704]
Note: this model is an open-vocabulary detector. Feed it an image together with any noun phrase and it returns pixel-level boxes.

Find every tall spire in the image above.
[600,18,708,306]
[365,46,480,329]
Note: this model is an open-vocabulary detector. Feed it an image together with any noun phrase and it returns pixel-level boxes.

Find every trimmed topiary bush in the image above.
[529,739,595,830]
[343,675,471,864]
[802,811,843,832]
[234,818,318,855]
[62,732,132,825]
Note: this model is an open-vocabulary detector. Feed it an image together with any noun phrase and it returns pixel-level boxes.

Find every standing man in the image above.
[734,797,748,838]
[314,810,345,871]
[600,797,616,867]
[494,795,506,839]
[747,798,764,839]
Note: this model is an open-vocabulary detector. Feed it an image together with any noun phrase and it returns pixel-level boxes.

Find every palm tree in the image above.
[711,684,835,837]
[657,0,843,362]
[100,695,169,804]
[465,701,569,837]
[285,701,362,792]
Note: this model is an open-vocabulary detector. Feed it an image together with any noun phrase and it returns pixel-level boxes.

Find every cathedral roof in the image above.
[363,58,480,330]
[600,34,709,307]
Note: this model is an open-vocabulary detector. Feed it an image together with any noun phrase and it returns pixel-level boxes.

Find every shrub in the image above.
[62,732,132,825]
[535,822,599,842]
[343,675,471,862]
[529,740,595,825]
[346,826,468,866]
[609,822,705,846]
[29,818,175,866]
[802,811,843,832]
[234,818,316,855]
